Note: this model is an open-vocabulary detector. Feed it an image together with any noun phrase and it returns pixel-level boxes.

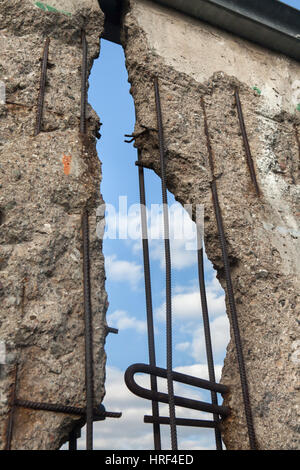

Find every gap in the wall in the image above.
[64,38,229,450]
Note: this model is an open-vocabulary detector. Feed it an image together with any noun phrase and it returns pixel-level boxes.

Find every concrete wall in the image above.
[0,0,106,449]
[1,0,299,451]
[123,0,300,450]
[128,0,300,116]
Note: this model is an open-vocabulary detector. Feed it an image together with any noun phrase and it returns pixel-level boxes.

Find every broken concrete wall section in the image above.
[122,0,300,450]
[0,0,107,449]
[1,0,299,451]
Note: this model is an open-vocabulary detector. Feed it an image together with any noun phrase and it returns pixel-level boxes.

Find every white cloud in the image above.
[154,275,229,363]
[103,199,200,246]
[190,315,230,362]
[175,342,190,352]
[132,238,198,271]
[129,202,202,271]
[180,437,216,451]
[156,276,226,321]
[107,310,147,334]
[150,238,197,270]
[174,363,223,384]
[105,254,143,289]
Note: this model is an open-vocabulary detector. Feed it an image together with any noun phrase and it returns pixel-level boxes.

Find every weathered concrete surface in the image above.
[0,0,106,449]
[30,0,100,15]
[123,0,300,450]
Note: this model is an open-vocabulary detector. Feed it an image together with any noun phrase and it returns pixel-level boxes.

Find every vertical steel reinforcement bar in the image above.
[5,364,18,450]
[68,429,78,451]
[136,150,162,450]
[34,38,50,136]
[201,97,257,450]
[80,26,93,450]
[82,209,94,450]
[197,238,223,450]
[294,123,300,157]
[68,422,83,450]
[154,77,178,450]
[234,89,260,196]
[80,30,88,135]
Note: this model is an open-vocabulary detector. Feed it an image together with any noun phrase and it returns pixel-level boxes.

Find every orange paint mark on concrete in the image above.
[62,155,72,175]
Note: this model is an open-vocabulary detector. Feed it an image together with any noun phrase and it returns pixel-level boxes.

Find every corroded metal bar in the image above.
[197,241,223,449]
[294,123,300,156]
[106,326,119,335]
[125,363,228,394]
[15,399,121,419]
[124,363,230,416]
[34,38,50,136]
[5,365,18,450]
[137,149,162,450]
[144,416,219,429]
[82,209,94,450]
[68,428,78,451]
[201,96,257,450]
[154,77,177,450]
[80,30,88,135]
[235,88,260,196]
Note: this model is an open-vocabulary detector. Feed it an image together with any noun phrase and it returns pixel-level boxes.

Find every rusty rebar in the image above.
[34,38,50,136]
[80,30,88,135]
[126,363,228,393]
[154,77,177,450]
[106,326,119,335]
[68,428,78,451]
[137,149,162,450]
[144,416,219,429]
[82,209,94,450]
[125,363,230,417]
[5,364,18,450]
[197,240,223,450]
[235,88,260,196]
[201,96,257,450]
[15,399,121,419]
[294,123,300,156]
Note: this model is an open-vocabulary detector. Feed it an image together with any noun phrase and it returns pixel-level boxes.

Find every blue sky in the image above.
[86,39,228,450]
[74,0,299,450]
[279,0,300,8]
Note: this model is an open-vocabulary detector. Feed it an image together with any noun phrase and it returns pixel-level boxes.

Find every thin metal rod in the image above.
[197,239,223,450]
[124,364,230,416]
[15,399,121,419]
[234,88,260,196]
[137,149,161,450]
[154,77,177,450]
[80,30,88,135]
[106,326,119,335]
[80,39,91,452]
[68,429,78,451]
[5,364,18,450]
[82,209,94,450]
[68,423,83,450]
[125,363,228,394]
[104,411,123,418]
[201,97,257,450]
[34,38,50,136]
[294,123,300,156]
[144,416,219,429]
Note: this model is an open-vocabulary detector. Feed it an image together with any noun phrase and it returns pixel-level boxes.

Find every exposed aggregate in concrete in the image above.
[0,0,107,450]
